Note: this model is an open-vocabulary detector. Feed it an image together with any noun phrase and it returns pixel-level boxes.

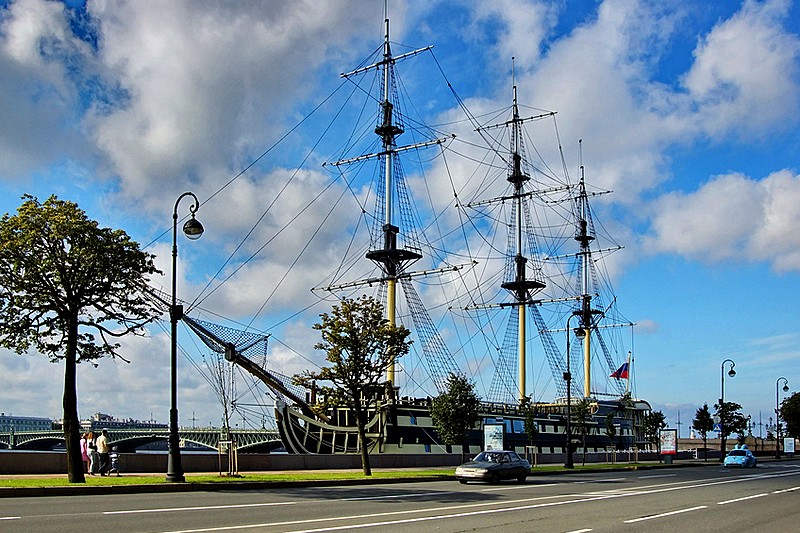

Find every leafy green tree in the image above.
[604,411,617,449]
[571,399,593,465]
[520,396,540,452]
[294,296,411,476]
[780,392,800,438]
[0,195,160,483]
[642,410,667,456]
[430,373,481,460]
[714,401,747,460]
[692,403,714,461]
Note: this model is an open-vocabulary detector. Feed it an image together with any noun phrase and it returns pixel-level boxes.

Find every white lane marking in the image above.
[104,501,296,515]
[717,493,767,505]
[158,493,610,533]
[638,474,676,479]
[773,486,800,494]
[343,491,458,501]
[623,506,707,524]
[0,516,21,520]
[566,529,593,533]
[161,493,622,533]
[481,483,558,492]
[574,478,625,484]
[149,468,800,532]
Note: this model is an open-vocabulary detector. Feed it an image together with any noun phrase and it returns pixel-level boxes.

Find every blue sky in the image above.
[0,0,799,438]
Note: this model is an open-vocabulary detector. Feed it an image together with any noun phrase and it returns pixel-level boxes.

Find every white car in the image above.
[455,450,531,484]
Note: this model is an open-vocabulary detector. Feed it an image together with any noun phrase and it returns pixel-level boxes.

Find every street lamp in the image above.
[776,377,789,459]
[718,359,735,461]
[564,311,582,469]
[167,192,204,483]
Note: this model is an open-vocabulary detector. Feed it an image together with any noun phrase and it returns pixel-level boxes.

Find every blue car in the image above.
[723,445,757,468]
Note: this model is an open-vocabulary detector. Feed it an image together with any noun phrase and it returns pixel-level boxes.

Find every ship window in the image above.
[504,420,512,433]
[484,417,496,425]
[424,444,431,453]
[512,420,524,433]
[410,414,417,425]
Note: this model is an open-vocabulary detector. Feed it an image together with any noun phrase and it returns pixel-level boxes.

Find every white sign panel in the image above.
[785,437,795,454]
[484,424,504,451]
[659,429,677,455]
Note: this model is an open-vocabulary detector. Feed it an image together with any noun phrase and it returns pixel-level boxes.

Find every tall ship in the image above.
[173,10,651,457]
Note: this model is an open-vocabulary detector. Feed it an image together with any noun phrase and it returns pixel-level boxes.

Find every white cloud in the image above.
[682,0,800,137]
[645,169,800,271]
[0,0,94,177]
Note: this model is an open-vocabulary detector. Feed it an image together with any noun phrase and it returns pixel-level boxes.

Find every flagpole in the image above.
[625,351,631,395]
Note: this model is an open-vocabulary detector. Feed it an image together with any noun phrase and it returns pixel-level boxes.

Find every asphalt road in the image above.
[1,461,798,532]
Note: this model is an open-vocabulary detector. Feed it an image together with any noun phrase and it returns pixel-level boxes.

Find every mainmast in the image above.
[573,159,600,398]
[366,17,422,386]
[499,84,546,402]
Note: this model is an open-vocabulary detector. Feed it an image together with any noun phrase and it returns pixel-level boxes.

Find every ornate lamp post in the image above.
[167,192,204,483]
[564,311,582,469]
[718,359,736,461]
[776,377,789,459]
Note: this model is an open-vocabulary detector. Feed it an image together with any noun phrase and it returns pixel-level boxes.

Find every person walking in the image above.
[87,431,99,475]
[79,432,90,473]
[96,429,110,476]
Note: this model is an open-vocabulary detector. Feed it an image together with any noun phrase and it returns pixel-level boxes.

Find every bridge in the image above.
[0,428,283,453]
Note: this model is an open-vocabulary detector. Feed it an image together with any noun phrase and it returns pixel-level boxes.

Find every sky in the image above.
[0,0,799,439]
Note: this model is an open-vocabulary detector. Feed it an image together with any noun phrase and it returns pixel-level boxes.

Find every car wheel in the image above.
[458,479,468,484]
[489,472,500,484]
[517,475,526,484]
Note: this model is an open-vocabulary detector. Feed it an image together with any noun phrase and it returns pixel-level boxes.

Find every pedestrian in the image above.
[79,432,90,473]
[96,428,110,476]
[109,446,120,476]
[87,431,99,475]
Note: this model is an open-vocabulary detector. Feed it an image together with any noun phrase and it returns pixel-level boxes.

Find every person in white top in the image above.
[96,429,110,476]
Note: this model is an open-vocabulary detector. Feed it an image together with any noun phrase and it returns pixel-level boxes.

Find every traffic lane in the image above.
[310,466,800,533]
[0,464,797,533]
[0,482,513,533]
[0,476,632,533]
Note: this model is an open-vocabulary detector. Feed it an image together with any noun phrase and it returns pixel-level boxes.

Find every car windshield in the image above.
[474,452,503,463]
[728,450,746,456]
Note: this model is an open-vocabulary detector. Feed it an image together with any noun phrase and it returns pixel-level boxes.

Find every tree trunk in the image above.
[357,424,372,476]
[64,313,85,483]
[354,406,371,476]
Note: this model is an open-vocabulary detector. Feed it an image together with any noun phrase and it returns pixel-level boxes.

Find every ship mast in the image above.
[499,83,546,402]
[361,17,421,386]
[574,158,599,398]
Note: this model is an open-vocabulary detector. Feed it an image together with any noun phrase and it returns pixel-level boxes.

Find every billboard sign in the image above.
[660,428,677,455]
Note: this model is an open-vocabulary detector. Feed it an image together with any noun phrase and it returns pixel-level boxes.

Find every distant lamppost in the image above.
[167,192,204,483]
[718,359,736,461]
[775,377,789,459]
[564,311,582,469]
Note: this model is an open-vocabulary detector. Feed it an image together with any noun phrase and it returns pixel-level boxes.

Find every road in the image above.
[1,461,798,532]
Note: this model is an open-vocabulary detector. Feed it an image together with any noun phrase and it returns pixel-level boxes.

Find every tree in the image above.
[604,411,617,449]
[692,403,714,461]
[430,373,481,460]
[294,295,412,476]
[0,195,160,483]
[571,399,593,465]
[642,410,667,456]
[714,400,747,460]
[780,392,800,438]
[520,396,540,453]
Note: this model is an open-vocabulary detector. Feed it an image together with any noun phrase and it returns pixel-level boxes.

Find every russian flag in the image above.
[610,362,629,379]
